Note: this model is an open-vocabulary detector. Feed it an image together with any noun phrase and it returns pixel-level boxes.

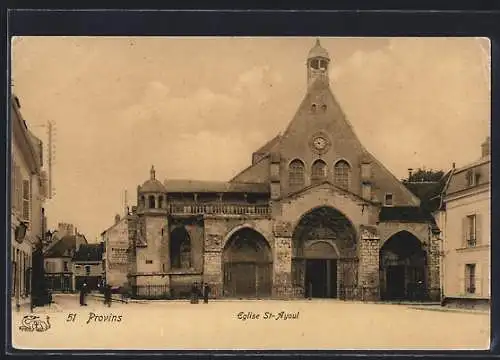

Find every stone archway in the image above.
[379,231,427,301]
[292,206,357,299]
[222,227,272,298]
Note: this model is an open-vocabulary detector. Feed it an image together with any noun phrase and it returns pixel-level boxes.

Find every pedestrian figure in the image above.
[203,283,210,304]
[190,282,199,304]
[104,284,112,307]
[80,282,88,306]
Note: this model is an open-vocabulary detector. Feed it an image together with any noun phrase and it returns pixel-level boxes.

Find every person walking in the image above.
[203,283,210,304]
[80,282,88,306]
[190,282,199,304]
[104,284,112,307]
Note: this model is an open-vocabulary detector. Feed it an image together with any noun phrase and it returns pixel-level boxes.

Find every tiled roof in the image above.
[44,235,81,258]
[403,171,452,212]
[378,206,436,224]
[72,243,103,262]
[163,179,269,194]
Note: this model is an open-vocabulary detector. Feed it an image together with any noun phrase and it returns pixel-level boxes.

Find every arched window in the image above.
[311,160,327,183]
[289,159,305,187]
[158,195,164,209]
[334,160,351,189]
[170,227,192,269]
[139,196,145,208]
[148,195,155,209]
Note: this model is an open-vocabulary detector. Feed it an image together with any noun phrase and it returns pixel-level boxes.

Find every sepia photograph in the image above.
[9,36,490,350]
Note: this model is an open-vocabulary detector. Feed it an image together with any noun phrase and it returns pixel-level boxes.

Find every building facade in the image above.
[101,215,129,288]
[111,40,442,301]
[442,137,491,305]
[10,95,47,308]
[43,228,88,292]
[73,243,105,291]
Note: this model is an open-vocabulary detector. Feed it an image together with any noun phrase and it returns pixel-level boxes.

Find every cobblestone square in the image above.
[11,294,490,350]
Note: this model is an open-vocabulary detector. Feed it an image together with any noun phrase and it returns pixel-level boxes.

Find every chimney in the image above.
[75,227,78,236]
[115,214,121,224]
[481,136,491,158]
[452,162,456,169]
[408,168,413,180]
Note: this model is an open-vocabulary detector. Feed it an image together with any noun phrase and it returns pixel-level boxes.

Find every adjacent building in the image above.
[72,243,105,291]
[43,226,87,292]
[101,214,129,288]
[441,137,491,306]
[106,40,443,301]
[10,94,47,309]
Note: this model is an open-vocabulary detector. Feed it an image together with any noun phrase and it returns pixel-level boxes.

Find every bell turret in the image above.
[307,38,330,87]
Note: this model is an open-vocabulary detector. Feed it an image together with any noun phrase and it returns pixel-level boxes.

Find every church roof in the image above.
[164,179,269,194]
[254,134,281,155]
[140,179,166,193]
[308,39,330,59]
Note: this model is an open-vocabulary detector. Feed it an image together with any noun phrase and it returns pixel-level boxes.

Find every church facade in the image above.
[123,40,441,301]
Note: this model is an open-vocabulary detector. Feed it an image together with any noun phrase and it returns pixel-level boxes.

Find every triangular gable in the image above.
[282,180,377,206]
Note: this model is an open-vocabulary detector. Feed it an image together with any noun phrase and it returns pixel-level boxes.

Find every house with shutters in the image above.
[10,94,47,309]
[110,39,445,301]
[441,137,491,306]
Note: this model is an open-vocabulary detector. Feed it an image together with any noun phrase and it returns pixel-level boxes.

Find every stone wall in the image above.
[357,225,380,301]
[279,184,375,234]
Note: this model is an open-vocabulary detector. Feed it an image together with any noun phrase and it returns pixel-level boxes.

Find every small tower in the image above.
[307,38,330,87]
[137,165,167,214]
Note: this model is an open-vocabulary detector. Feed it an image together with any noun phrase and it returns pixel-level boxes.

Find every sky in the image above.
[11,37,491,242]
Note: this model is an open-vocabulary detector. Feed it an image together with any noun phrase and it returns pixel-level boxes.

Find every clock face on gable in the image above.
[313,137,327,150]
[309,133,331,154]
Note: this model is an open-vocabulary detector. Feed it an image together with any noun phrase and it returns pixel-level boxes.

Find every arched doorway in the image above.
[223,228,272,298]
[379,231,427,301]
[170,227,192,269]
[292,206,357,299]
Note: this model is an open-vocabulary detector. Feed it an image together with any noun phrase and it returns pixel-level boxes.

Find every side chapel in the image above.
[125,40,441,301]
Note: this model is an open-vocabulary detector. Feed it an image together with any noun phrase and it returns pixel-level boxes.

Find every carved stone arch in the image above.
[222,223,272,250]
[292,205,358,241]
[380,228,425,248]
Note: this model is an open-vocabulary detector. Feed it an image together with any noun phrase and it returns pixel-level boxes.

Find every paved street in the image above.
[12,293,490,350]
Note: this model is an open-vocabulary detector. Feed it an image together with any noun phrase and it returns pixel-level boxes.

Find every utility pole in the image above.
[47,121,55,199]
[124,189,128,215]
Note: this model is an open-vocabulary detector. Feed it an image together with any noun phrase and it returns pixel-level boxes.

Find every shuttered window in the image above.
[463,214,480,248]
[22,179,30,221]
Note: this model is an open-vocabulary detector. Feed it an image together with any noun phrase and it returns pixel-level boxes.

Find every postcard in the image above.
[10,36,490,350]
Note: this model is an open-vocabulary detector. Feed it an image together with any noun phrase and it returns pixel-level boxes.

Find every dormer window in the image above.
[311,103,317,112]
[466,170,479,187]
[384,193,394,206]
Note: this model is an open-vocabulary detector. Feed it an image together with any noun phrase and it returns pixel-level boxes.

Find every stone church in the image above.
[124,40,441,301]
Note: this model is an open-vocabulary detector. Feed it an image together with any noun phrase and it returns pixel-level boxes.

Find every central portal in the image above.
[292,206,358,299]
[305,259,337,298]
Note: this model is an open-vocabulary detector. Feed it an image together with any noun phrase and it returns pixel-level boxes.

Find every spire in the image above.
[150,165,156,180]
